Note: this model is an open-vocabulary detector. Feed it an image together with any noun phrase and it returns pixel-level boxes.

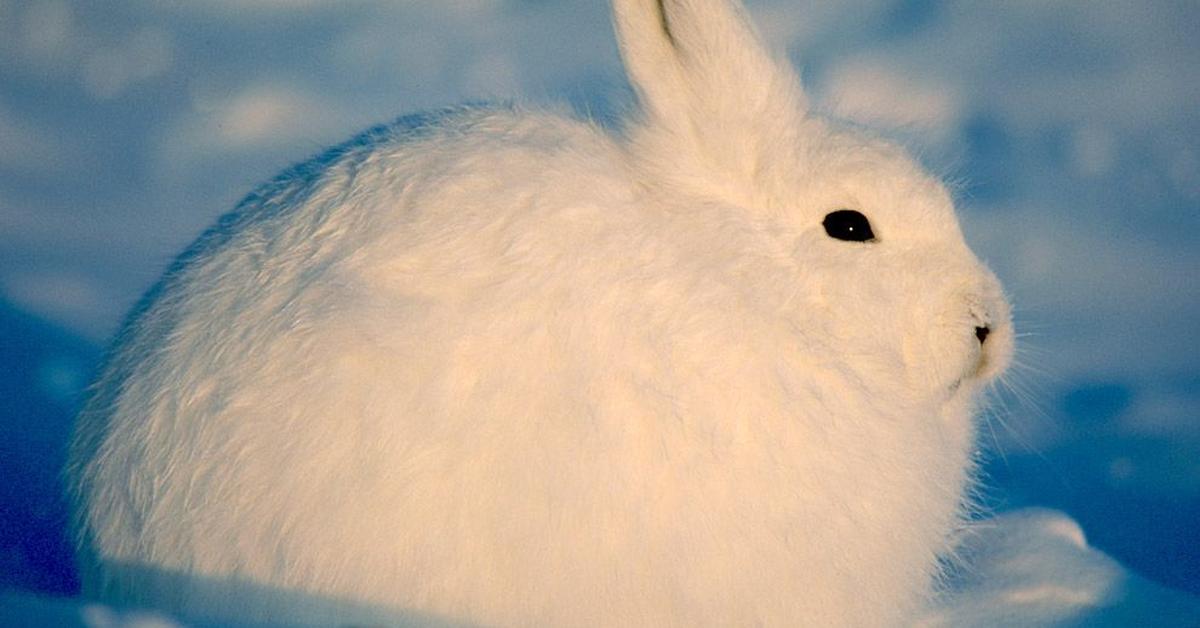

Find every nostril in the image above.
[975,326,990,344]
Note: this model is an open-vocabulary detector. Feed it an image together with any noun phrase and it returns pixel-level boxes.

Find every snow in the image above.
[918,509,1200,626]
[5,509,1196,626]
[0,592,182,628]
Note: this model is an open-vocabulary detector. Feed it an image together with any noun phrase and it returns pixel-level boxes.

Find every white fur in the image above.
[69,1,1013,626]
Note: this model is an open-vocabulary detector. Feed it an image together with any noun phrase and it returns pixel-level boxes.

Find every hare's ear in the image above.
[613,0,807,184]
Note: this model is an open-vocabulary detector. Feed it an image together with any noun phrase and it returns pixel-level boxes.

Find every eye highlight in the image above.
[822,209,876,242]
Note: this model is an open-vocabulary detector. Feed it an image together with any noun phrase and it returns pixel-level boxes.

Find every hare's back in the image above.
[75,106,672,596]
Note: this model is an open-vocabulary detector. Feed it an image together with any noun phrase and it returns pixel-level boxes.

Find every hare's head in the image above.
[614,0,1012,413]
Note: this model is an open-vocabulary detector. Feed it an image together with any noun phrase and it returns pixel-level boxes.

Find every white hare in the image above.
[69,0,1013,625]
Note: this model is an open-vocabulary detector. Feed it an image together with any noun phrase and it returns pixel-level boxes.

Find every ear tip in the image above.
[613,0,810,131]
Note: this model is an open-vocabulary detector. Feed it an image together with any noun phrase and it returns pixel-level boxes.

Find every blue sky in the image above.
[1,0,1197,598]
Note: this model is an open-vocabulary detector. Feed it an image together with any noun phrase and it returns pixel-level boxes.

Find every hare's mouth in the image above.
[949,366,982,397]
[946,371,981,404]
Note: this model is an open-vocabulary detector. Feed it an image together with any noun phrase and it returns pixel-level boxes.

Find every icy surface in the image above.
[5,509,1197,627]
[919,509,1200,627]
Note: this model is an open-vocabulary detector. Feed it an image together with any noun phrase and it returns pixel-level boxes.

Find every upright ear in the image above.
[612,0,808,190]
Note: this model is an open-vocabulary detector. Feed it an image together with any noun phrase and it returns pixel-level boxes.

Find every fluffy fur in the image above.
[69,1,1013,625]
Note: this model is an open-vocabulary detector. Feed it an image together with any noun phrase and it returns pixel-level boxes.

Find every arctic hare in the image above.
[70,0,1013,625]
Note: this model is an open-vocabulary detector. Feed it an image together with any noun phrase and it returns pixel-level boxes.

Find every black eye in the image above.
[822,209,876,242]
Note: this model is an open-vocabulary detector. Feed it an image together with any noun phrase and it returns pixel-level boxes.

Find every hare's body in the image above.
[71,2,1012,626]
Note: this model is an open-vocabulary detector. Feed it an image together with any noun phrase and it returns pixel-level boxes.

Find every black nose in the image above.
[975,326,990,344]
